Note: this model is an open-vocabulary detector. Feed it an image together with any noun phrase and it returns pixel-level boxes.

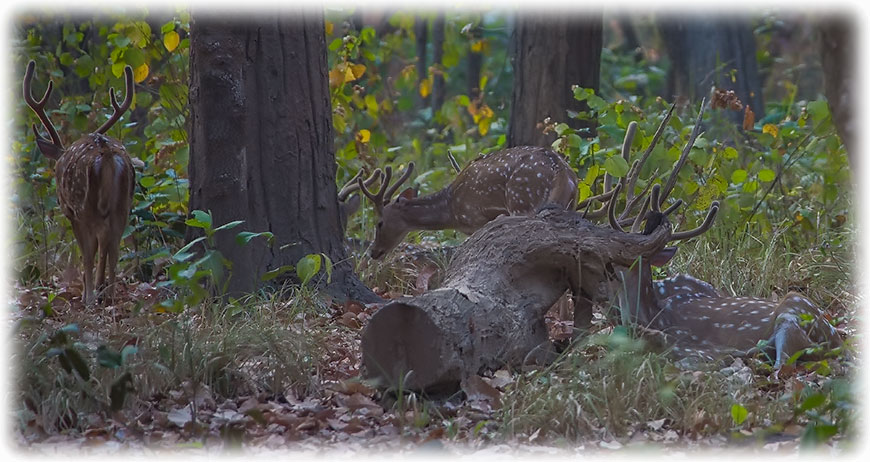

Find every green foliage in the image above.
[555,87,850,241]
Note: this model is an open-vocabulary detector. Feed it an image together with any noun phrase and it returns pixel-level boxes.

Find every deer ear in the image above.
[398,187,417,201]
[649,247,677,267]
[35,137,62,160]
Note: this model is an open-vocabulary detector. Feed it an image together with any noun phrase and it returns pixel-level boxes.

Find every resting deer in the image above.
[24,61,136,306]
[595,105,844,373]
[357,146,579,259]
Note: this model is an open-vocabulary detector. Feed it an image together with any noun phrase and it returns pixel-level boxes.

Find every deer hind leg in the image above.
[72,222,98,306]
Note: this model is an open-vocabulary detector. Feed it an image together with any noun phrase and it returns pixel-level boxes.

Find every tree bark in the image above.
[508,13,603,147]
[659,17,764,122]
[819,17,855,166]
[467,21,483,100]
[361,207,671,392]
[188,12,377,302]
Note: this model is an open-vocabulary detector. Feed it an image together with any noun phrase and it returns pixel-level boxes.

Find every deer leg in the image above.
[104,234,123,304]
[73,224,98,306]
[95,235,109,296]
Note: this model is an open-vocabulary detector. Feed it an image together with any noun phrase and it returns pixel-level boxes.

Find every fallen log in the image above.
[360,207,672,392]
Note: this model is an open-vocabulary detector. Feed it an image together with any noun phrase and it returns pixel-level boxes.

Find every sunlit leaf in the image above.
[133,63,149,83]
[356,129,371,143]
[730,403,748,425]
[762,124,779,138]
[163,30,180,52]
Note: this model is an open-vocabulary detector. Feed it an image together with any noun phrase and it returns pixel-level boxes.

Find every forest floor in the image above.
[8,244,858,458]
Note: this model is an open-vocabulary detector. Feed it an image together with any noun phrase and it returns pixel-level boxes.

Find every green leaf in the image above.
[236,231,274,246]
[296,254,322,286]
[173,236,207,262]
[213,220,244,233]
[730,403,748,425]
[110,372,134,411]
[807,100,830,123]
[758,169,776,182]
[731,169,748,183]
[322,254,333,284]
[723,146,738,159]
[799,393,826,412]
[186,210,213,230]
[328,38,343,51]
[64,348,91,381]
[603,155,630,178]
[262,265,294,282]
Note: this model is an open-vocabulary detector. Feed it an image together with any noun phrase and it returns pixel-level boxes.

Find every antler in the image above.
[358,162,415,213]
[23,60,64,152]
[96,65,134,134]
[338,168,382,201]
[603,99,718,243]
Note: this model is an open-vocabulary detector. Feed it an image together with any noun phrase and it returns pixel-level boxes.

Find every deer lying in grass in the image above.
[24,61,136,306]
[357,146,579,259]
[595,106,845,373]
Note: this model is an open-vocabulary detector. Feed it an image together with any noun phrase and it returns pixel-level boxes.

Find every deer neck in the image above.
[396,189,454,230]
[616,260,662,327]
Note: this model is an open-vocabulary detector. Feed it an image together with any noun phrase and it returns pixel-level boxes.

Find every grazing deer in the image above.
[594,105,844,373]
[24,61,136,306]
[357,146,579,259]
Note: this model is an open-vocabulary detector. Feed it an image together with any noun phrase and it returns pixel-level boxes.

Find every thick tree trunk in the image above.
[188,12,377,302]
[819,17,855,166]
[659,17,764,122]
[361,207,671,392]
[508,13,603,147]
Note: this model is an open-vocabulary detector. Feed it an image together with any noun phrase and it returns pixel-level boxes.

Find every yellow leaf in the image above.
[344,65,356,82]
[325,21,334,36]
[350,63,366,79]
[329,67,344,88]
[478,118,491,136]
[356,129,371,143]
[133,63,149,83]
[419,77,432,98]
[163,30,180,52]
[762,123,779,138]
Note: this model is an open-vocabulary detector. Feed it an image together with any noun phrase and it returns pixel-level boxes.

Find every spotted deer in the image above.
[357,146,579,259]
[594,105,844,373]
[24,61,136,306]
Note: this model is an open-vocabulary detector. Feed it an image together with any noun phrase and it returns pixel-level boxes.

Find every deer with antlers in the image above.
[595,104,845,372]
[24,61,136,306]
[356,146,579,259]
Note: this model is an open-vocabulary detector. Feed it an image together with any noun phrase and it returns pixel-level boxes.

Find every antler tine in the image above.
[661,199,683,217]
[96,65,134,134]
[629,193,652,233]
[383,162,415,201]
[338,168,382,201]
[670,201,719,241]
[659,98,707,207]
[607,183,625,232]
[620,122,638,201]
[359,166,390,211]
[23,60,63,150]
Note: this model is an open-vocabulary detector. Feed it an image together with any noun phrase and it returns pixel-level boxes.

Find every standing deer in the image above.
[24,61,136,306]
[595,106,844,373]
[357,146,579,259]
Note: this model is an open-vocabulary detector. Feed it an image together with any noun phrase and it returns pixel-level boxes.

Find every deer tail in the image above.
[96,152,125,218]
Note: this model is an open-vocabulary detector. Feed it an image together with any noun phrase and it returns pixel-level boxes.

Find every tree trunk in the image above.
[188,12,377,302]
[508,13,603,147]
[361,207,671,392]
[415,15,429,109]
[659,17,764,122]
[431,13,446,112]
[819,17,855,166]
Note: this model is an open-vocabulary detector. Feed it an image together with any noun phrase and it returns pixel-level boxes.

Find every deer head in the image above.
[595,102,844,372]
[24,60,136,306]
[357,162,417,259]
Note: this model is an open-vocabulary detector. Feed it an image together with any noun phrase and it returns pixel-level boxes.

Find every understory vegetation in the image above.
[10,9,856,453]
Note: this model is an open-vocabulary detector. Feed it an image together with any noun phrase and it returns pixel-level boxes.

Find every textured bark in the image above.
[819,17,855,165]
[508,13,603,147]
[188,12,377,302]
[361,207,670,392]
[659,17,764,122]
